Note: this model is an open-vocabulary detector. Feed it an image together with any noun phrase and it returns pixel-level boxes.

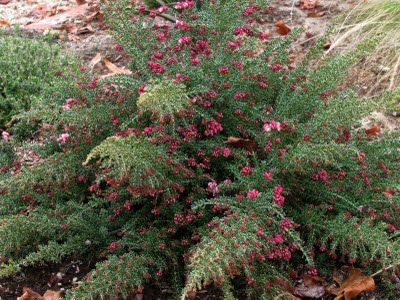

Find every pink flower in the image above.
[174,1,194,10]
[218,66,229,75]
[242,6,257,16]
[207,90,217,99]
[157,5,168,13]
[2,131,10,141]
[175,20,190,30]
[153,52,164,59]
[272,185,285,206]
[263,171,272,181]
[318,169,328,182]
[148,61,165,74]
[271,64,283,72]
[223,179,232,185]
[114,44,124,51]
[77,175,87,183]
[138,85,146,94]
[191,57,200,65]
[241,166,253,176]
[259,32,269,40]
[178,36,192,45]
[207,181,219,195]
[247,189,259,199]
[57,133,70,144]
[204,118,223,136]
[263,120,282,132]
[234,91,247,100]
[108,241,120,251]
[107,192,119,202]
[259,81,268,89]
[156,32,168,42]
[124,201,133,210]
[234,27,251,36]
[272,234,285,244]
[143,126,154,135]
[221,147,231,157]
[279,218,294,230]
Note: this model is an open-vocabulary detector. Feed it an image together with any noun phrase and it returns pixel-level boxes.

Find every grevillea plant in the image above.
[0,0,399,299]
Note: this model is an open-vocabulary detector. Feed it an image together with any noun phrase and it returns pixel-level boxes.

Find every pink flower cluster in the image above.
[241,166,253,176]
[2,131,10,141]
[57,133,70,144]
[263,171,272,181]
[263,120,282,132]
[267,246,292,261]
[211,146,231,158]
[148,61,165,74]
[247,189,259,199]
[62,98,77,111]
[272,185,285,206]
[204,118,223,136]
[174,1,194,10]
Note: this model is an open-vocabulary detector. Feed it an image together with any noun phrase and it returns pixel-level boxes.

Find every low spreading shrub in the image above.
[0,1,399,299]
[0,32,77,130]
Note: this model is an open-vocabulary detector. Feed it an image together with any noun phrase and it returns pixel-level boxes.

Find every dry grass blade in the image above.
[329,0,400,93]
[104,58,132,75]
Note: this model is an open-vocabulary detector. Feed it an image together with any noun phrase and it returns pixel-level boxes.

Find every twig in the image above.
[289,0,296,24]
[371,261,400,278]
[158,12,177,22]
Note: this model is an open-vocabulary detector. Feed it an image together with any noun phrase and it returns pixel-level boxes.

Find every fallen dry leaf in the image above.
[382,188,395,198]
[225,136,260,153]
[300,0,319,9]
[307,11,325,18]
[17,288,61,300]
[17,288,43,300]
[275,20,291,36]
[89,52,102,69]
[365,125,380,135]
[0,19,10,26]
[0,0,11,4]
[333,268,375,300]
[104,58,132,75]
[323,40,332,49]
[42,290,61,300]
[294,275,326,299]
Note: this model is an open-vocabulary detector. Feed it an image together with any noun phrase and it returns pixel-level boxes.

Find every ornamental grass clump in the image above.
[330,0,400,93]
[0,1,399,299]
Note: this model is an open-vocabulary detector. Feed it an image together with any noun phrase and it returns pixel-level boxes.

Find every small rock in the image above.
[85,240,91,245]
[56,272,63,280]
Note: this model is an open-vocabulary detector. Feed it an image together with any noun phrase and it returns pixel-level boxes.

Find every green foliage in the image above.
[0,1,399,299]
[0,33,77,128]
[137,80,190,117]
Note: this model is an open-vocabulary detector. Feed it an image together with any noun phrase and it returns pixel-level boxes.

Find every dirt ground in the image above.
[0,0,397,299]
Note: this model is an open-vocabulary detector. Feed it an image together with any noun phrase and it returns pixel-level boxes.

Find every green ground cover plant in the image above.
[0,1,399,299]
[0,32,77,130]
